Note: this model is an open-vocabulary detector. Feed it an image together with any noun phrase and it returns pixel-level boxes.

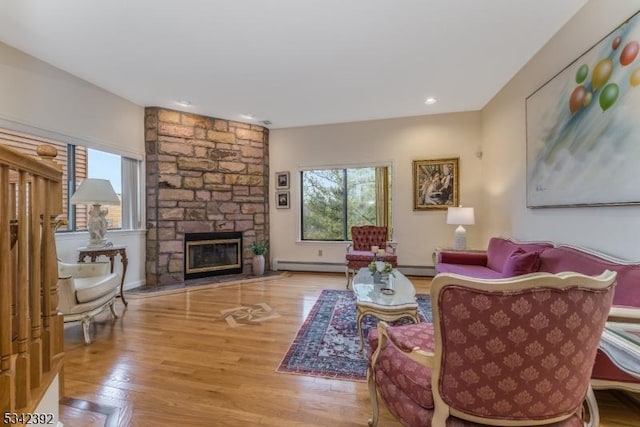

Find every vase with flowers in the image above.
[368,260,394,284]
[250,240,268,276]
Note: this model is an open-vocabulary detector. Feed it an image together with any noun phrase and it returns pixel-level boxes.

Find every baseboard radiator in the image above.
[273,260,437,277]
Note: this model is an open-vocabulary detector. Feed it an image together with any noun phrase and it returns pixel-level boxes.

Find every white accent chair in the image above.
[57,261,121,344]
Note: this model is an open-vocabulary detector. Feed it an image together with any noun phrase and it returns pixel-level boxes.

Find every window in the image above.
[301,166,391,241]
[84,148,122,229]
[0,127,142,232]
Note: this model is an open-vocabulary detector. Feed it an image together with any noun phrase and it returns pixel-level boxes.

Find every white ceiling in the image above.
[0,0,587,129]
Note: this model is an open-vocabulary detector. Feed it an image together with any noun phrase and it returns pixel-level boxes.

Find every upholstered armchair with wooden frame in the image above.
[57,261,121,344]
[367,270,617,427]
[345,225,397,288]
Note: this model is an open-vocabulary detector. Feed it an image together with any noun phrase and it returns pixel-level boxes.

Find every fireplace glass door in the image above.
[184,232,243,279]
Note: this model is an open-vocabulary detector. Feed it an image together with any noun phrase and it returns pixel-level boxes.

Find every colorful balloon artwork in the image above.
[569,86,587,113]
[631,68,640,87]
[612,36,622,50]
[592,58,613,90]
[575,64,588,84]
[569,35,640,113]
[620,41,639,66]
[527,12,640,209]
[599,83,619,111]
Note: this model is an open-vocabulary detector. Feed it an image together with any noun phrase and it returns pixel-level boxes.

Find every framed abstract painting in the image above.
[526,10,640,207]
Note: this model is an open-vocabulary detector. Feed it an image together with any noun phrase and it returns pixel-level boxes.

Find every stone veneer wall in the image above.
[145,107,269,286]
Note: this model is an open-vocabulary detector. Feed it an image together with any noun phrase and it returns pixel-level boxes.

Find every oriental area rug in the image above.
[277,289,432,381]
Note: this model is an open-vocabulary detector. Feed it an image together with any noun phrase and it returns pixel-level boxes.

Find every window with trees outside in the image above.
[0,128,142,232]
[301,166,392,241]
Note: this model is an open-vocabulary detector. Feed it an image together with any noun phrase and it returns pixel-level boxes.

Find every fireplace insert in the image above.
[184,232,243,280]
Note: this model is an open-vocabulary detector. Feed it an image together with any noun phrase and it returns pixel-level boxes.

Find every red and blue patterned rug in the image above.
[277,289,432,381]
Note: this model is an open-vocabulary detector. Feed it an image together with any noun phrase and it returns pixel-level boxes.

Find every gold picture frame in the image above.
[413,158,459,210]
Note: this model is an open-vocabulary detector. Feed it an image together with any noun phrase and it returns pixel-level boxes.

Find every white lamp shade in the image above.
[70,178,120,205]
[446,207,475,225]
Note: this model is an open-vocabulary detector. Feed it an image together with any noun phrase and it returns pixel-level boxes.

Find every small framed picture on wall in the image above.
[275,171,290,189]
[276,191,290,209]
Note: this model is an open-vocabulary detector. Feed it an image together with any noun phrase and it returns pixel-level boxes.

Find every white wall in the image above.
[269,112,483,270]
[0,42,146,287]
[0,42,144,159]
[482,0,640,259]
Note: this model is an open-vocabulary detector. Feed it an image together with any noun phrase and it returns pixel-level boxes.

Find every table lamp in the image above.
[70,178,120,247]
[446,206,475,250]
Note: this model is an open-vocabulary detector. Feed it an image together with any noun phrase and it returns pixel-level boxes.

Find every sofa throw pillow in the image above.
[502,248,540,277]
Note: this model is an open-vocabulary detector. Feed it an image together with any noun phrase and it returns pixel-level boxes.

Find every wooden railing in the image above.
[0,144,64,423]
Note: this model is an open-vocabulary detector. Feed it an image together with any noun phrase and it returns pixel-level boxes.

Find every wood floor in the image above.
[61,272,640,426]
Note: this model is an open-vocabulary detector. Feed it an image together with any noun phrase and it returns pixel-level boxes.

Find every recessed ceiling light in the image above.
[424,97,437,105]
[240,113,255,120]
[175,100,192,107]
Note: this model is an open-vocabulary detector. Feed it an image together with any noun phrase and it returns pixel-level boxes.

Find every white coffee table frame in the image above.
[352,268,419,351]
[592,322,640,393]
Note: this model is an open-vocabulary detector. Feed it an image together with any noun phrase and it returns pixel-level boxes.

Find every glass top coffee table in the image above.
[352,268,419,351]
[599,322,640,379]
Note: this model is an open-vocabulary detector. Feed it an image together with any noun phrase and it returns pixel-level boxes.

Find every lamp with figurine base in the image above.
[70,178,120,248]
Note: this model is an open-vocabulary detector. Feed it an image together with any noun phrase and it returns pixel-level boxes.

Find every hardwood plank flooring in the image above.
[61,272,640,426]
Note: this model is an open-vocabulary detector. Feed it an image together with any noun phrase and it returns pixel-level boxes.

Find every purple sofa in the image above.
[436,236,640,389]
[436,237,554,279]
[436,237,640,308]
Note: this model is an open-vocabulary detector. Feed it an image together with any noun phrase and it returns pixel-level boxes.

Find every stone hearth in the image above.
[145,107,269,286]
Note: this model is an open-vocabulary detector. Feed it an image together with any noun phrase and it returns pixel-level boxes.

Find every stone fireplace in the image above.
[145,107,269,286]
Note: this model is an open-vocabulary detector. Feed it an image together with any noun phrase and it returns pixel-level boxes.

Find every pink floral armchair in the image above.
[367,270,617,427]
[345,225,397,288]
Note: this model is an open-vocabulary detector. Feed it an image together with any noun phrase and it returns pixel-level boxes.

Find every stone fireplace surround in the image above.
[145,107,269,286]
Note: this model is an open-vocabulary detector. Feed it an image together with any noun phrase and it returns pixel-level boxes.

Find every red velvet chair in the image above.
[367,270,617,427]
[345,225,397,288]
